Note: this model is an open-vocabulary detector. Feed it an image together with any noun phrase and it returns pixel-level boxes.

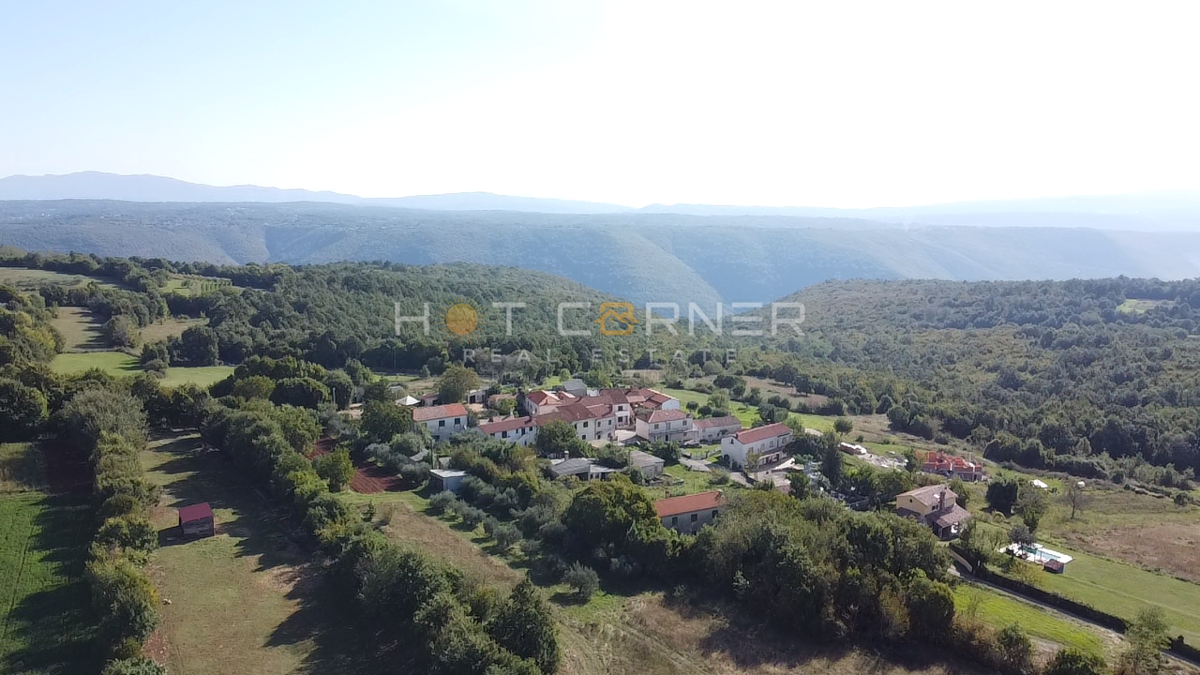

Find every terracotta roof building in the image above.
[655,490,727,534]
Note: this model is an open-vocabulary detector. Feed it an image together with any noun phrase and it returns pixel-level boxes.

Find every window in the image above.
[654,423,660,429]
[454,418,461,425]
[439,420,446,427]
[502,431,509,438]
[712,510,719,519]
[690,513,698,522]
[583,421,589,428]
[671,516,678,526]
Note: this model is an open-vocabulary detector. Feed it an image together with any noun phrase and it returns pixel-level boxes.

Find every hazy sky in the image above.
[3,1,1199,208]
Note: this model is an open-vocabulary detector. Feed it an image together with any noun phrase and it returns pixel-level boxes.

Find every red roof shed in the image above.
[178,502,214,524]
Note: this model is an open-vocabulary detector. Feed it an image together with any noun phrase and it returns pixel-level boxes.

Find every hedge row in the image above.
[202,400,558,674]
[58,388,165,673]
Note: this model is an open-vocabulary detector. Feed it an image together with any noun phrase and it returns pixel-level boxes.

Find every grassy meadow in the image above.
[953,584,1105,656]
[0,443,97,675]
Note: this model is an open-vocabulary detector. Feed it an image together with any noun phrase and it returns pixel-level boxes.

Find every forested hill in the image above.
[767,278,1200,481]
[4,200,1200,307]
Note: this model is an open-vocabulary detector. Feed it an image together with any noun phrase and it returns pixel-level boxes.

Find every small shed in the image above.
[178,502,215,538]
[1043,559,1065,574]
[431,469,468,493]
[629,450,665,479]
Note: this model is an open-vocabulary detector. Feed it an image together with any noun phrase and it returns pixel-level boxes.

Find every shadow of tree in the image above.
[0,494,103,675]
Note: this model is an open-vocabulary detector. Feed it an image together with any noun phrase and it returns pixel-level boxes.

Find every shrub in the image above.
[492,523,522,551]
[101,658,167,675]
[429,490,459,515]
[313,448,355,492]
[564,563,599,601]
[1045,648,1106,675]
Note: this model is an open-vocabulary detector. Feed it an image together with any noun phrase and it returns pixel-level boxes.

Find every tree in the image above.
[1045,648,1107,675]
[787,470,811,500]
[1061,481,1091,520]
[270,377,331,409]
[172,325,218,366]
[487,578,561,674]
[986,477,1019,514]
[1016,484,1050,533]
[103,315,139,349]
[534,419,587,458]
[996,623,1034,675]
[1008,524,1035,546]
[438,364,482,404]
[707,389,730,412]
[361,400,413,443]
[322,370,354,410]
[833,417,854,435]
[0,378,48,441]
[564,563,599,602]
[904,572,955,640]
[819,432,844,489]
[230,375,275,401]
[947,477,970,508]
[1117,607,1169,675]
[314,448,355,492]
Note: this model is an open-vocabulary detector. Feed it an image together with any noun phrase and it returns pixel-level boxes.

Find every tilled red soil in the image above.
[308,437,401,494]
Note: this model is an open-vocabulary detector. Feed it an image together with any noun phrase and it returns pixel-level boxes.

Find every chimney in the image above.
[938,491,946,512]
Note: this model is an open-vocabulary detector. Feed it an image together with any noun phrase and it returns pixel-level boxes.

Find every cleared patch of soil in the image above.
[309,437,401,494]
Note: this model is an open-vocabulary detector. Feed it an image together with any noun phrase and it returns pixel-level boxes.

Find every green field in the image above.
[0,267,121,291]
[0,492,96,675]
[157,365,234,388]
[49,352,232,388]
[161,274,235,297]
[1016,544,1200,646]
[141,434,383,674]
[953,584,1104,655]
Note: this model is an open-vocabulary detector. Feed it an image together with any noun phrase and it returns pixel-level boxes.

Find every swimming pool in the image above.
[1011,543,1073,565]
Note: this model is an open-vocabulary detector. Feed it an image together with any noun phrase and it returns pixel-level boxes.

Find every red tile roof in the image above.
[654,491,726,518]
[178,502,213,524]
[539,402,614,424]
[732,422,792,445]
[412,403,468,422]
[478,416,534,434]
[641,409,688,424]
[693,415,741,430]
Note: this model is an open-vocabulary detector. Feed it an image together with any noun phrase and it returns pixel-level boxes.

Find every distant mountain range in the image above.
[3,200,1200,308]
[4,172,1200,230]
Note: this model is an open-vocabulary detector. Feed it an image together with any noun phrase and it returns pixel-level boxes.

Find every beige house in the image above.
[895,484,972,539]
[635,409,695,443]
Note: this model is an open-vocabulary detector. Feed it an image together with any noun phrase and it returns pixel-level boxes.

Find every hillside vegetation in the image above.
[4,201,1200,305]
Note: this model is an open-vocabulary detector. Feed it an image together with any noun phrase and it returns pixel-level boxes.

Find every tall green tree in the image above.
[0,378,48,440]
[361,400,413,443]
[437,365,481,404]
[487,578,561,674]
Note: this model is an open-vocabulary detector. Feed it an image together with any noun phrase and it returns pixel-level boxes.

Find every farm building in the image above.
[178,502,215,538]
[431,469,468,493]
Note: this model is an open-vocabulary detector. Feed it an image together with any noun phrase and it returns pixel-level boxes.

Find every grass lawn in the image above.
[141,434,388,674]
[0,443,46,494]
[49,352,232,389]
[644,462,737,500]
[1014,544,1200,646]
[139,317,205,344]
[0,490,97,675]
[50,351,140,376]
[49,307,106,351]
[158,366,234,389]
[658,387,761,426]
[0,267,121,290]
[953,584,1104,655]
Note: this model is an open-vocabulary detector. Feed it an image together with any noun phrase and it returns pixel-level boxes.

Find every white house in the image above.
[477,416,538,447]
[721,422,794,470]
[542,401,618,442]
[412,403,469,442]
[431,469,468,493]
[635,409,695,443]
[692,415,743,443]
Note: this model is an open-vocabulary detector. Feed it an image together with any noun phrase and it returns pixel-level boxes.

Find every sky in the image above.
[2,0,1200,208]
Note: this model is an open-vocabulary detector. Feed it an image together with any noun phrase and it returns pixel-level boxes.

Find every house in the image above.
[625,388,680,412]
[561,379,589,398]
[540,401,618,442]
[655,490,726,534]
[178,502,215,538]
[629,449,665,479]
[521,389,579,416]
[692,415,742,443]
[919,451,986,482]
[412,403,469,442]
[635,409,695,443]
[895,485,972,539]
[465,388,489,405]
[419,393,440,406]
[721,422,794,470]
[431,469,468,493]
[548,457,616,481]
[478,416,538,447]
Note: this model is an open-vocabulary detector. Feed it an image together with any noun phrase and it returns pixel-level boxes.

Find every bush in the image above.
[429,490,459,515]
[102,657,167,675]
[313,448,355,492]
[492,523,522,551]
[564,563,599,602]
[1045,647,1106,675]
